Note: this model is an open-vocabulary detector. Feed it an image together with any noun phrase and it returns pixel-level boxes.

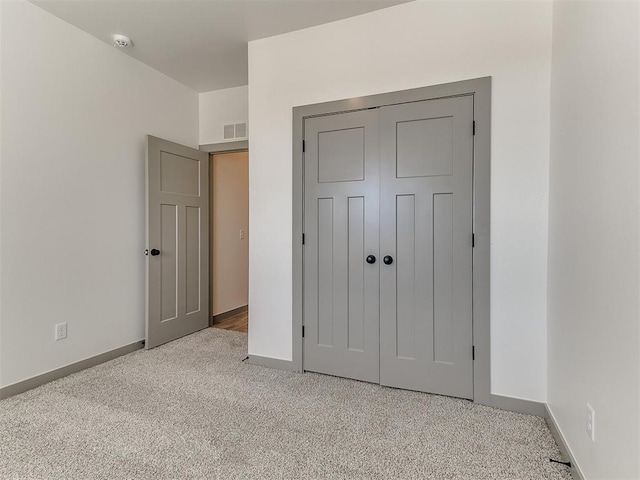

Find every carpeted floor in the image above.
[0,328,571,480]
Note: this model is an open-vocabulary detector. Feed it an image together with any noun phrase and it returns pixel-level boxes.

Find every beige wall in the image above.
[212,152,249,315]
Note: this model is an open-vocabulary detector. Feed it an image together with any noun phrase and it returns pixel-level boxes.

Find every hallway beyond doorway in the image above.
[212,311,248,333]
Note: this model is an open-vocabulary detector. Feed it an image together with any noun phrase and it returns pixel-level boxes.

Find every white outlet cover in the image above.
[55,322,68,341]
[586,403,595,442]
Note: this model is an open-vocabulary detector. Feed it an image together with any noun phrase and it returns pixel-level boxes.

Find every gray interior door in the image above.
[146,135,209,349]
[303,110,380,383]
[379,96,474,399]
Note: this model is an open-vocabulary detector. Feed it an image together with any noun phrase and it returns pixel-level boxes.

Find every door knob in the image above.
[383,255,393,265]
[150,249,160,256]
[366,255,376,264]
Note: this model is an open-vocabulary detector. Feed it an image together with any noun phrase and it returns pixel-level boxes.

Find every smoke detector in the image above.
[112,34,132,49]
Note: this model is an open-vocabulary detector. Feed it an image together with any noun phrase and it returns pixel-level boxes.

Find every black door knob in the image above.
[366,255,376,264]
[383,255,393,265]
[150,249,160,256]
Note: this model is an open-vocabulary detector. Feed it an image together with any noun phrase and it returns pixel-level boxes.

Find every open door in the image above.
[146,135,209,349]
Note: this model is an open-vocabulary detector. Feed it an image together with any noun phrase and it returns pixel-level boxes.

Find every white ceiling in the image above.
[31,0,410,92]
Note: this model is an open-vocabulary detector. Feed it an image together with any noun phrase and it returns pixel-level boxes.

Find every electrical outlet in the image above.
[586,403,595,442]
[240,230,245,239]
[55,322,67,341]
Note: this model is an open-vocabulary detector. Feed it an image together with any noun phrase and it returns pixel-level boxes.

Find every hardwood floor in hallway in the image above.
[212,311,248,333]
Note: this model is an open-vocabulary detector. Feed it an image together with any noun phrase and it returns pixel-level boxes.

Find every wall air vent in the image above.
[223,123,248,140]
[235,123,247,138]
[223,124,235,139]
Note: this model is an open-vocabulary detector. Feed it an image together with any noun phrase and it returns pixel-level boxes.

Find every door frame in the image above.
[200,142,249,328]
[292,77,491,406]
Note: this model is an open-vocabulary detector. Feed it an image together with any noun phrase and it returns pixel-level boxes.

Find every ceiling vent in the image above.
[223,123,248,140]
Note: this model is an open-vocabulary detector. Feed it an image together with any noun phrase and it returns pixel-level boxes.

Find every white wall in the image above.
[547,1,640,478]
[248,1,553,401]
[0,0,198,388]
[0,0,4,388]
[212,152,249,315]
[199,86,248,145]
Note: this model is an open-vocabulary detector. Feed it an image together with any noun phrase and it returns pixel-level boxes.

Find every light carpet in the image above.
[0,328,571,479]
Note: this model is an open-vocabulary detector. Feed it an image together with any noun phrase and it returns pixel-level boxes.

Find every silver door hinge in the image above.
[472,121,476,136]
[472,346,476,361]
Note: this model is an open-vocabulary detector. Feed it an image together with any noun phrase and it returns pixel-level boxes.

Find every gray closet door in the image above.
[303,110,380,383]
[146,135,209,349]
[379,96,474,399]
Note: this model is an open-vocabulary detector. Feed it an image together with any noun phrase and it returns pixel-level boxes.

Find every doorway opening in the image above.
[209,150,249,334]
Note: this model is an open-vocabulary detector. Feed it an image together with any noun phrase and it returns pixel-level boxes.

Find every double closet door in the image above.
[303,95,474,400]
